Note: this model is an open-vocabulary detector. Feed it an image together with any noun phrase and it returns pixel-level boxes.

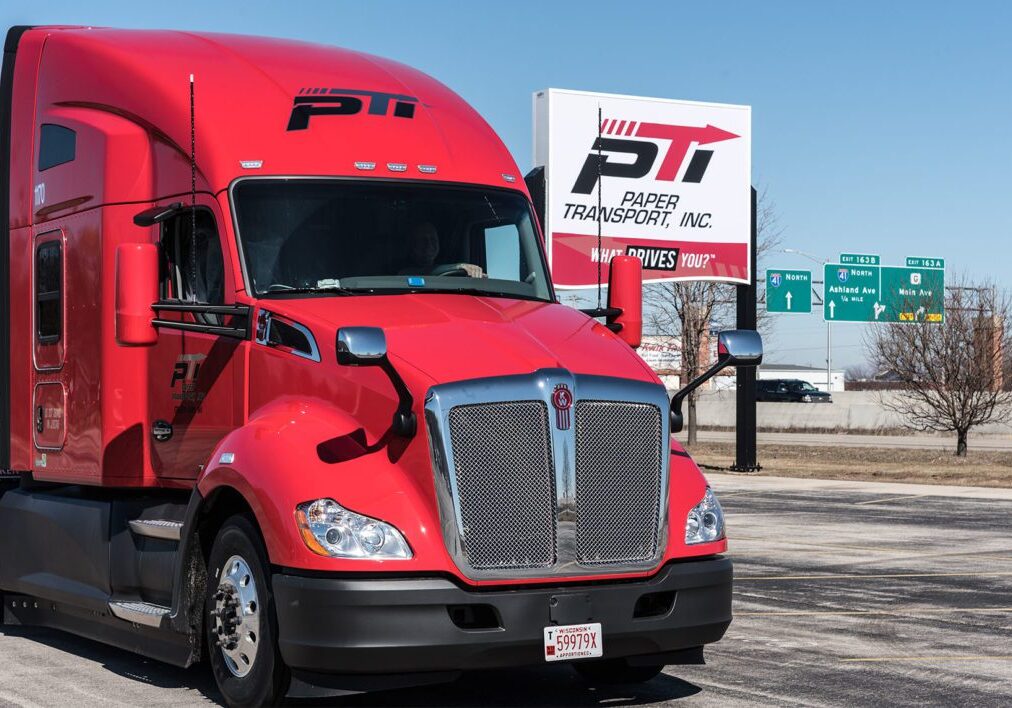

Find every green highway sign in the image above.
[905,256,944,269]
[765,269,812,314]
[824,264,881,321]
[824,261,945,323]
[840,253,880,266]
[881,266,945,323]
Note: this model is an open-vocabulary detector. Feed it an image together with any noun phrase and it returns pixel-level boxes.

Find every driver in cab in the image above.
[400,222,485,278]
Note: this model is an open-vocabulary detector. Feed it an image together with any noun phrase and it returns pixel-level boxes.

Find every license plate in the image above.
[543,622,603,662]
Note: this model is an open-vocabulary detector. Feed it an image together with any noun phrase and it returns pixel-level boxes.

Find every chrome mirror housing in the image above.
[336,326,388,366]
[716,329,763,368]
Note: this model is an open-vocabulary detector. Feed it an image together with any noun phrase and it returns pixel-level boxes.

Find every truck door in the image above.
[32,230,67,466]
[147,201,242,481]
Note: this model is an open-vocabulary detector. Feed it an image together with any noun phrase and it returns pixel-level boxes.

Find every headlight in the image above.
[296,499,412,559]
[802,394,812,402]
[685,487,725,545]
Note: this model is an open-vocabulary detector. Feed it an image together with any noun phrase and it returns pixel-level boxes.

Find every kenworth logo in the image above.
[572,121,740,194]
[287,88,419,131]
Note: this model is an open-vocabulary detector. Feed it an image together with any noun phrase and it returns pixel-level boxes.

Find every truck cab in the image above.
[0,26,753,706]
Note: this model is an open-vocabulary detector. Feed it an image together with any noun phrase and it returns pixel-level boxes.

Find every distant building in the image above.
[639,334,733,391]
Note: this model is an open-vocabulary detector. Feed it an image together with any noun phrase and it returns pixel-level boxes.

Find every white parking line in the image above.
[737,607,1012,617]
[738,570,1012,581]
[855,493,931,505]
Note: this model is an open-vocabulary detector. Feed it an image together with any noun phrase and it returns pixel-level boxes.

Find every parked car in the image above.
[757,379,833,402]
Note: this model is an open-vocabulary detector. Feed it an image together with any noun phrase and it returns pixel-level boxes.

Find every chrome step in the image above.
[108,601,170,628]
[128,519,183,541]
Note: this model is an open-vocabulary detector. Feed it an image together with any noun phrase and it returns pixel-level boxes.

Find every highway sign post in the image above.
[765,269,812,314]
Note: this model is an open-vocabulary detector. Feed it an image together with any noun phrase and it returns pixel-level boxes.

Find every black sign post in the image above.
[732,187,760,471]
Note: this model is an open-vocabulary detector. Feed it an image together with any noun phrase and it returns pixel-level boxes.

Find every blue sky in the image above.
[5,1,1010,369]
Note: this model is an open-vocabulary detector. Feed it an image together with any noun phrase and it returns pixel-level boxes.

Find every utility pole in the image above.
[827,321,832,392]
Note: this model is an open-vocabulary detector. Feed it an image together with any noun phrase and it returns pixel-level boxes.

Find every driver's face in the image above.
[411,223,439,265]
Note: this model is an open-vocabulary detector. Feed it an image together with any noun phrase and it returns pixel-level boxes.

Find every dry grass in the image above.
[686,442,1012,488]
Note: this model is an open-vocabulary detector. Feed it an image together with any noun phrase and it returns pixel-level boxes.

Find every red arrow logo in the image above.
[634,122,740,181]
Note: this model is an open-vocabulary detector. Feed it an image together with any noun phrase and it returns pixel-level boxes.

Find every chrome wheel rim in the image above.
[212,554,261,678]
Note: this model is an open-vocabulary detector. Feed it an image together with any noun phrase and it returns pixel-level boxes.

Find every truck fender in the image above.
[167,398,369,637]
[189,396,444,573]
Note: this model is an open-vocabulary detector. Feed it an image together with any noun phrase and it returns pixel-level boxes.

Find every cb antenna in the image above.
[189,73,197,302]
[596,104,603,310]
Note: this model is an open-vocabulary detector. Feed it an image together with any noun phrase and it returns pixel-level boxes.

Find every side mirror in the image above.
[115,243,159,346]
[337,326,388,365]
[336,327,416,437]
[606,255,643,348]
[716,329,763,368]
[670,329,763,432]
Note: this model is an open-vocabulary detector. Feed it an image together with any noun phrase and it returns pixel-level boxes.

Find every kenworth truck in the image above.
[0,26,761,706]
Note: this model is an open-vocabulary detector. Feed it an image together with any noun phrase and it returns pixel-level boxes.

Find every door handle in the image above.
[36,406,44,434]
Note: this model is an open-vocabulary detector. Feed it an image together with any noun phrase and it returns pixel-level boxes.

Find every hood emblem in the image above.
[551,384,573,431]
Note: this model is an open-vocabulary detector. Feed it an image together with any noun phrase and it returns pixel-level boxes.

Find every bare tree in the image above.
[646,186,783,446]
[866,277,1012,456]
[845,362,875,383]
[649,281,727,445]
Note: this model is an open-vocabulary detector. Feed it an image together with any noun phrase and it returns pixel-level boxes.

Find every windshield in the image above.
[789,381,818,392]
[232,179,552,301]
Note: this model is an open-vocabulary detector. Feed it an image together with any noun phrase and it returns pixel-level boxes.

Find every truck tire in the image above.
[573,658,664,684]
[206,515,290,707]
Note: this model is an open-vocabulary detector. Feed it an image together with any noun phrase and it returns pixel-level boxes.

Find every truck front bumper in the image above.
[272,556,732,695]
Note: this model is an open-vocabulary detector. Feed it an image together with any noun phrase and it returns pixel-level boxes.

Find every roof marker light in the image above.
[417,164,437,174]
[239,160,263,169]
[502,173,516,183]
[387,162,408,172]
[354,161,376,171]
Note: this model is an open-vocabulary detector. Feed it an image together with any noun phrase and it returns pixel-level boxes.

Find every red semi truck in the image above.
[0,25,760,706]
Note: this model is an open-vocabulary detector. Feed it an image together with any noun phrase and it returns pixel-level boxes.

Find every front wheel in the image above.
[573,658,664,684]
[206,515,290,707]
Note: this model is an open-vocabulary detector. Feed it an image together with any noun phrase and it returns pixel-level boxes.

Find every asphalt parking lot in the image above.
[1,473,1010,707]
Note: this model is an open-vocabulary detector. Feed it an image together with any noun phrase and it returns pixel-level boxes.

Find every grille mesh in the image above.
[575,402,663,565]
[448,401,556,570]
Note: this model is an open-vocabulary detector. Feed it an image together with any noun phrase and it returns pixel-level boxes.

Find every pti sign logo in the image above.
[571,121,740,194]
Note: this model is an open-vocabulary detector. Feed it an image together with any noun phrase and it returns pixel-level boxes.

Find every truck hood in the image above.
[259,294,658,387]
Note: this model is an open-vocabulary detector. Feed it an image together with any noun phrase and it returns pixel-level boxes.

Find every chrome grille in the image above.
[575,402,663,565]
[447,401,556,570]
[428,369,670,580]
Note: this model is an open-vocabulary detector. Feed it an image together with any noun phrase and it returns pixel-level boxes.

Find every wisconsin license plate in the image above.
[543,622,603,662]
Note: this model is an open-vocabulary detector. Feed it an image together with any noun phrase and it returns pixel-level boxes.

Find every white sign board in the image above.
[533,88,751,288]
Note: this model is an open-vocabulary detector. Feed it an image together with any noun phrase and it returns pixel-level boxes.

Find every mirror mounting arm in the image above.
[669,329,763,433]
[670,359,728,433]
[378,358,417,437]
[336,327,417,438]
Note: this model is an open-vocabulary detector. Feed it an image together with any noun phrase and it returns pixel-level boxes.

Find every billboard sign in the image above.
[533,89,751,288]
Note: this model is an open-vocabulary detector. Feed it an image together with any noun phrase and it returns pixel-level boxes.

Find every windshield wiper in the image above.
[262,285,362,297]
[413,287,546,302]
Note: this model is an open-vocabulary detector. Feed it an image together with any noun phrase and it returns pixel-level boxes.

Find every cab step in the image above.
[108,600,171,628]
[128,519,183,541]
